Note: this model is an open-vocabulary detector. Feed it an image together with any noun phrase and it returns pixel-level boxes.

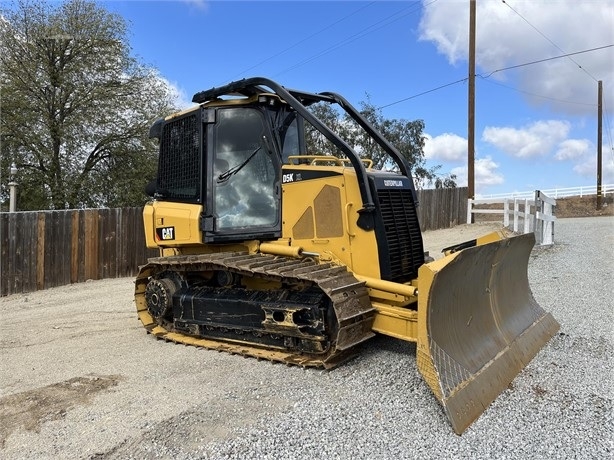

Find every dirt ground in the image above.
[0,222,506,458]
[2,204,611,460]
[554,194,613,217]
[422,222,504,258]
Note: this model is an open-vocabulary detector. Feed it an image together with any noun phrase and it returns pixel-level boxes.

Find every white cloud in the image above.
[573,157,594,177]
[183,0,209,11]
[554,139,592,161]
[451,155,504,191]
[573,154,614,184]
[450,165,467,186]
[164,78,196,110]
[419,0,614,115]
[475,156,505,187]
[424,132,467,161]
[605,159,614,184]
[482,120,570,158]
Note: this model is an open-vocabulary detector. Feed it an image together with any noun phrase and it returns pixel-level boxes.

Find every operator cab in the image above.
[149,94,303,243]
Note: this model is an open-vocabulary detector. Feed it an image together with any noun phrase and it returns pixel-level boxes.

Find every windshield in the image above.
[213,107,278,230]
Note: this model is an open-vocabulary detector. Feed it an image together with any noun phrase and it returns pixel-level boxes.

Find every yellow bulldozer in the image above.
[135,77,559,434]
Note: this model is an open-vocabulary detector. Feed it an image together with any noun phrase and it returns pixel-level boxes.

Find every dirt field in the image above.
[0,223,504,458]
[1,218,611,459]
[554,194,613,217]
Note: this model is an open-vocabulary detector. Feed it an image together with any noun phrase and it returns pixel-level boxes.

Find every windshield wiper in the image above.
[217,136,269,184]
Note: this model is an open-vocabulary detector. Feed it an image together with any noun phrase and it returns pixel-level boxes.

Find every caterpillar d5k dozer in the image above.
[135,77,559,434]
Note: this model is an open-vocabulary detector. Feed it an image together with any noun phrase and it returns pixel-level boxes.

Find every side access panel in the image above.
[144,202,203,248]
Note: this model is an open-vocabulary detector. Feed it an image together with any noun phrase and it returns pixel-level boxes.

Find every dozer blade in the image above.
[416,232,559,434]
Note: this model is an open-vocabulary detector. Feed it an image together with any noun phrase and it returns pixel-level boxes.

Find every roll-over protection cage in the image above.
[191,77,417,232]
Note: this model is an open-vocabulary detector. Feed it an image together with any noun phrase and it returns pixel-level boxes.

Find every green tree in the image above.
[0,0,177,210]
[304,102,348,157]
[434,174,458,189]
[305,97,456,189]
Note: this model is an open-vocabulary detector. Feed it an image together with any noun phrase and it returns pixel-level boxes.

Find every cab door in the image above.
[202,106,282,243]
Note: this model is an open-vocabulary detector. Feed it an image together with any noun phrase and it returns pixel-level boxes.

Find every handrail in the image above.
[287,155,345,166]
[193,77,377,231]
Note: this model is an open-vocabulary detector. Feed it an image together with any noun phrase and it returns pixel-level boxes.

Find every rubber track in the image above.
[135,252,376,368]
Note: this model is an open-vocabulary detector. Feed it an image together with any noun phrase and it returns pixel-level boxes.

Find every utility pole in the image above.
[468,0,476,221]
[597,80,602,210]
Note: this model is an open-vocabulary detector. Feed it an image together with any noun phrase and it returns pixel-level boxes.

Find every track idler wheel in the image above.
[145,277,178,321]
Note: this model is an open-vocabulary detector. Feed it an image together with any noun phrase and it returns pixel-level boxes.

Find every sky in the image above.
[102,0,614,196]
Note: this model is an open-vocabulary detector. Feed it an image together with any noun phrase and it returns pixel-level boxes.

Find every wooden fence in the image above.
[0,208,157,296]
[417,187,468,231]
[0,187,467,296]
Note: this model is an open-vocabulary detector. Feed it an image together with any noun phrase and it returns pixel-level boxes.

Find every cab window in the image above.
[213,108,279,231]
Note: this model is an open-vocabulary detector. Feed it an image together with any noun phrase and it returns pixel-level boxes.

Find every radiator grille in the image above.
[377,188,424,282]
[158,114,201,200]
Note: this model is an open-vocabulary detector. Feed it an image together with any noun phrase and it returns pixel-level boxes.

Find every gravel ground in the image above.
[0,218,612,459]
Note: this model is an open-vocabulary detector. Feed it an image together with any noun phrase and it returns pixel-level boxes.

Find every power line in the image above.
[224,2,377,83]
[479,45,613,78]
[378,78,467,109]
[377,44,612,110]
[273,1,429,78]
[501,0,600,82]
[479,77,595,107]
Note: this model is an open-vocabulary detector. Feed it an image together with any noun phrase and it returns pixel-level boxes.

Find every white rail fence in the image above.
[468,190,556,245]
[478,184,613,200]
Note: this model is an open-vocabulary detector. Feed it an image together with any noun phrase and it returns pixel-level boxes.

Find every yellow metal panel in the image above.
[281,166,354,269]
[371,303,418,342]
[144,201,204,248]
[143,203,157,248]
[476,230,508,245]
[314,185,343,238]
[280,164,382,279]
[342,169,382,279]
[292,206,315,239]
